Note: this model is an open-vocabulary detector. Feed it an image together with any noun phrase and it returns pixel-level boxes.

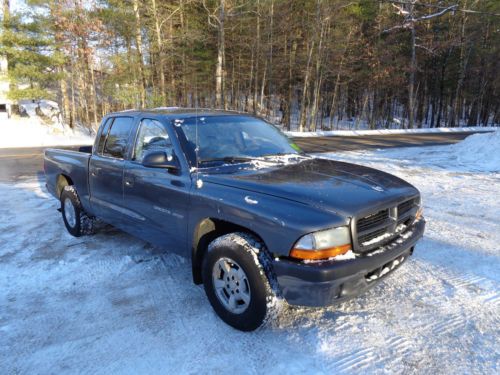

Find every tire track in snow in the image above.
[482,292,500,307]
[329,347,377,373]
[445,272,487,289]
[425,313,466,336]
[325,335,414,374]
[385,335,413,356]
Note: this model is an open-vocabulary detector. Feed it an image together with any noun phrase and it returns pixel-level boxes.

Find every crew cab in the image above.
[44,109,425,331]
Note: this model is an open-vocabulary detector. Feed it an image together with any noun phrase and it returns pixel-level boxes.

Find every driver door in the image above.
[122,118,191,251]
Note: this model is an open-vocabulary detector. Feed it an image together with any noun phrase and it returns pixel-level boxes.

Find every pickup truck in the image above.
[44,109,425,331]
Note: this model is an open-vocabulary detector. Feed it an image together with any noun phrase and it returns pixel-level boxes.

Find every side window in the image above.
[134,119,172,163]
[103,117,134,159]
[96,117,113,154]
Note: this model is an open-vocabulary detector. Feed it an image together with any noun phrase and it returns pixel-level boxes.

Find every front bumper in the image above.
[273,219,425,307]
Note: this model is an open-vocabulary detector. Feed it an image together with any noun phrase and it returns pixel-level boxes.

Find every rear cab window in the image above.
[95,117,113,154]
[102,117,135,159]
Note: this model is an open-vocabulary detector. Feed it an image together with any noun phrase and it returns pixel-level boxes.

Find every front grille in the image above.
[355,198,418,251]
[398,199,416,216]
[358,227,387,244]
[357,209,389,232]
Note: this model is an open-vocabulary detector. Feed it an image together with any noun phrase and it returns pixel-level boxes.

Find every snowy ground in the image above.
[1,133,499,374]
[0,101,94,149]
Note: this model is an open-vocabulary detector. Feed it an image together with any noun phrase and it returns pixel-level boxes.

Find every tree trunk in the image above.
[133,0,146,107]
[408,7,416,129]
[329,29,352,129]
[151,0,166,105]
[215,0,226,109]
[450,2,471,128]
[253,0,260,114]
[298,40,315,132]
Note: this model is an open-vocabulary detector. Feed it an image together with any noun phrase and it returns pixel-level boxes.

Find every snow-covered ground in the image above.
[0,100,94,148]
[1,133,499,374]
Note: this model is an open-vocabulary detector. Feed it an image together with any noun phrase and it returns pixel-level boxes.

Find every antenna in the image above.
[194,72,202,189]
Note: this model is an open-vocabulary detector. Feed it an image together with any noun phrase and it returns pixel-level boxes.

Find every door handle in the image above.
[124,178,134,187]
[90,167,101,177]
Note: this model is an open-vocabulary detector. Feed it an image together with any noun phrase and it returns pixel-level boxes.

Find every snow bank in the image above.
[18,99,61,119]
[286,126,497,137]
[317,130,499,173]
[443,131,500,172]
[0,117,94,148]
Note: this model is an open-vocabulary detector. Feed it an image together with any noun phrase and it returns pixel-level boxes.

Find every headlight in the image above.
[290,226,352,260]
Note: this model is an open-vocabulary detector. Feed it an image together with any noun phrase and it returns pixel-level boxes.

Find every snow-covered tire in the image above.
[60,186,94,237]
[202,232,282,331]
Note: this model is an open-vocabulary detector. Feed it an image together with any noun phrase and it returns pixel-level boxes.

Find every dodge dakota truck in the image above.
[44,109,425,331]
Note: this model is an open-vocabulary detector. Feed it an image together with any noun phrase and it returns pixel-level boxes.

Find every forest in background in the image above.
[1,0,499,131]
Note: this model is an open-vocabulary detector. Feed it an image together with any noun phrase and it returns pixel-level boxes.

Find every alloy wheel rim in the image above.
[64,198,77,228]
[212,257,251,314]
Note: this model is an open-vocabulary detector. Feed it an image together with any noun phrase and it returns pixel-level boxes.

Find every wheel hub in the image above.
[212,257,251,314]
[63,197,77,228]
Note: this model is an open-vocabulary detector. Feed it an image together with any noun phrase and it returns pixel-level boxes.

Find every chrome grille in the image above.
[355,198,418,252]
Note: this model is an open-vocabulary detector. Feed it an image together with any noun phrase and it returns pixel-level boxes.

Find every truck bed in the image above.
[44,148,92,205]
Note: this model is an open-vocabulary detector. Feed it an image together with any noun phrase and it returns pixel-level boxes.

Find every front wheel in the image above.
[60,186,94,237]
[202,233,277,331]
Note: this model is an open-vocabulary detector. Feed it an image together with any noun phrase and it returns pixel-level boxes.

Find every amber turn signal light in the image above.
[415,206,423,220]
[290,244,351,261]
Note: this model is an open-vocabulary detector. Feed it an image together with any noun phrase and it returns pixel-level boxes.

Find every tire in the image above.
[202,232,279,331]
[60,186,94,237]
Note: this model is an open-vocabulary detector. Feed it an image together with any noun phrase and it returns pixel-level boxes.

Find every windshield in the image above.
[173,115,302,166]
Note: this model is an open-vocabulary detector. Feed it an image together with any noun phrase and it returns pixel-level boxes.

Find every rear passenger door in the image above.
[122,118,191,251]
[89,116,135,225]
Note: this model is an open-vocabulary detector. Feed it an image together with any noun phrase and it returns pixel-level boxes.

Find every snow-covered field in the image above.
[1,133,499,374]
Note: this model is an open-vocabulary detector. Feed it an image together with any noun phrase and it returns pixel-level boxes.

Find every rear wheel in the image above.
[60,186,94,237]
[202,232,279,331]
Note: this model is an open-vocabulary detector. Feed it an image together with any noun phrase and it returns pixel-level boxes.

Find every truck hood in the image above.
[202,157,419,217]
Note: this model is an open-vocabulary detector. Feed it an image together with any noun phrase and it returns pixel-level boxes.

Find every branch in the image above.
[382,24,410,34]
[382,4,458,34]
[391,3,409,16]
[414,5,458,22]
[159,7,182,31]
[201,0,221,28]
[415,44,436,55]
[382,1,500,17]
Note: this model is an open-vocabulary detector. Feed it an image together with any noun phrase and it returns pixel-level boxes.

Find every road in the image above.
[0,132,478,182]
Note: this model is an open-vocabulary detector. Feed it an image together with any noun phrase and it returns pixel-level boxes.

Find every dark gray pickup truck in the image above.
[45,108,425,331]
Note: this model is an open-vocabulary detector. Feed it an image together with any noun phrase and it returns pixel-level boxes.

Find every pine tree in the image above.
[0,2,63,101]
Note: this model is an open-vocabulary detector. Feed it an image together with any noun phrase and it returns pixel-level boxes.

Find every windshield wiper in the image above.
[198,156,254,165]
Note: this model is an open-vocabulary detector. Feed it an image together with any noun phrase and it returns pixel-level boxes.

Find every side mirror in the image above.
[142,150,179,170]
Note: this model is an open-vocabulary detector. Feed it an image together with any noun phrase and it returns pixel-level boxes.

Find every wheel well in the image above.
[56,174,74,198]
[191,218,266,284]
